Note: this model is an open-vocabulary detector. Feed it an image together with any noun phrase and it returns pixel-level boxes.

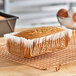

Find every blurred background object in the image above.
[0,0,76,28]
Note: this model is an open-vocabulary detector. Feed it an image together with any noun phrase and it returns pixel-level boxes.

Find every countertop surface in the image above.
[0,28,76,76]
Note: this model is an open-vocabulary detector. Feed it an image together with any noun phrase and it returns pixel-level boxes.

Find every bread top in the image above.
[14,27,64,39]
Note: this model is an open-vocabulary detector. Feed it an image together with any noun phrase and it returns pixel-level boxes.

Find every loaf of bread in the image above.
[4,26,72,58]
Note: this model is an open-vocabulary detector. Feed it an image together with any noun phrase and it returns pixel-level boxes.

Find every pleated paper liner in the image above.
[0,31,76,71]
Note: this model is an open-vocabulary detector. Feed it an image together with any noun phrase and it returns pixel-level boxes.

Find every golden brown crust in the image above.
[14,27,64,39]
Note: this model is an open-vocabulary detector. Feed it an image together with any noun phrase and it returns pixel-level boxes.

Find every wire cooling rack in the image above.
[0,31,76,71]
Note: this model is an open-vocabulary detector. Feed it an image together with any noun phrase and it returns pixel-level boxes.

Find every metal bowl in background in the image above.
[0,12,19,37]
[57,15,76,30]
[57,9,76,30]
